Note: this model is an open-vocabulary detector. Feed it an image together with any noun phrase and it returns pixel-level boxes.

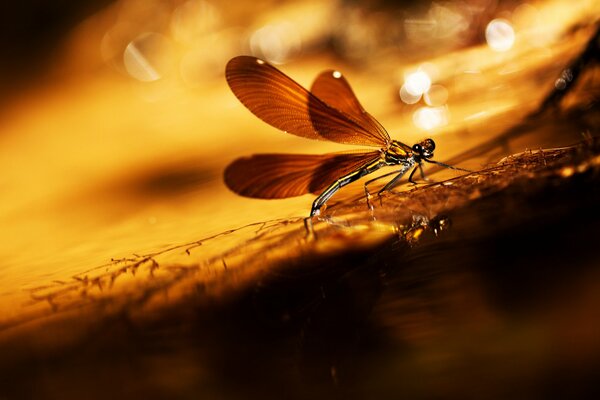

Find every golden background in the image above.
[0,0,598,398]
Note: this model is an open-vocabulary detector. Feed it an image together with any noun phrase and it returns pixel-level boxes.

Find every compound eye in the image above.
[427,139,436,151]
[412,144,423,153]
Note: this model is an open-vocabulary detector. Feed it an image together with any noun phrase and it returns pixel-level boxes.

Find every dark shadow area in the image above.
[0,0,115,105]
[114,160,218,200]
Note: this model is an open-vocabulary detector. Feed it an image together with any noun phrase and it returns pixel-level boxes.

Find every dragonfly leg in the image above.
[419,163,433,182]
[364,169,405,211]
[408,163,431,184]
[377,163,413,196]
[407,165,419,184]
[311,162,384,217]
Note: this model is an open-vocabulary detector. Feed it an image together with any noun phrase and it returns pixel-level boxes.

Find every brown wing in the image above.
[226,56,389,147]
[224,151,382,199]
[310,70,390,144]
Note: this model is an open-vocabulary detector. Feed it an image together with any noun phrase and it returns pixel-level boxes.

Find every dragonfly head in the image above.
[412,138,435,161]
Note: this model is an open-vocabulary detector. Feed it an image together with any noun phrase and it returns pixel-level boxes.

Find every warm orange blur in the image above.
[0,0,597,330]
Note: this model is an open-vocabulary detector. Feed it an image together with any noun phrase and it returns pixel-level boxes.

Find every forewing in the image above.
[226,56,388,147]
[224,151,382,199]
[310,70,390,144]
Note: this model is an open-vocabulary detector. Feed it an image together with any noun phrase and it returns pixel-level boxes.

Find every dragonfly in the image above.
[224,56,468,217]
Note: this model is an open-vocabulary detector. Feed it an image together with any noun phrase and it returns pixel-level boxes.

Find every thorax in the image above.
[384,140,414,165]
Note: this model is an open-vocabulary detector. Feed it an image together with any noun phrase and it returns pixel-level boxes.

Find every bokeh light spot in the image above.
[424,84,449,106]
[250,22,302,65]
[399,85,422,104]
[413,106,449,131]
[486,19,515,52]
[404,70,432,96]
[124,33,173,82]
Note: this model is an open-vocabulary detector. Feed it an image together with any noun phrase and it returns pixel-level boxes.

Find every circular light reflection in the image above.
[485,19,515,52]
[554,78,567,90]
[404,70,432,96]
[399,85,422,104]
[424,84,448,106]
[124,33,173,82]
[250,22,302,65]
[413,106,449,131]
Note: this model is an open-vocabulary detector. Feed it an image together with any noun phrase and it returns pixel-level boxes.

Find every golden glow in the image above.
[404,1,470,45]
[399,84,421,104]
[405,226,424,242]
[170,0,220,44]
[486,19,516,52]
[400,64,440,105]
[250,22,302,64]
[464,111,489,121]
[424,84,449,106]
[560,166,575,177]
[123,33,173,81]
[413,106,449,131]
[404,70,432,97]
